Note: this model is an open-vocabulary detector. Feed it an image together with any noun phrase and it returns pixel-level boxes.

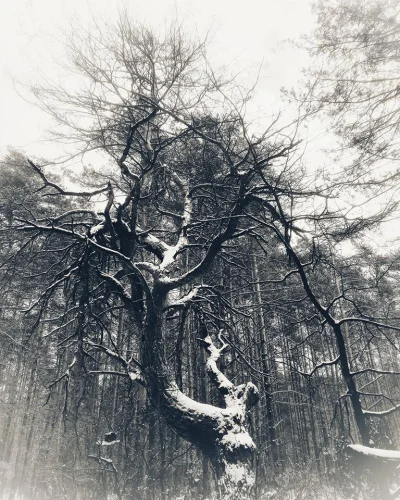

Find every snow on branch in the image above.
[352,368,400,376]
[85,340,144,385]
[363,403,400,417]
[164,285,215,309]
[88,454,118,473]
[298,356,340,378]
[199,332,259,409]
[157,168,192,271]
[138,229,172,260]
[200,332,234,395]
[339,316,400,332]
[348,444,400,462]
[45,209,100,223]
[98,271,133,303]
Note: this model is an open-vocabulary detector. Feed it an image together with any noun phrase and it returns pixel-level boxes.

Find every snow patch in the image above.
[348,444,400,460]
[89,222,105,236]
[98,440,120,446]
[167,386,223,419]
[220,430,256,451]
[160,246,177,270]
[128,372,142,383]
[224,462,255,487]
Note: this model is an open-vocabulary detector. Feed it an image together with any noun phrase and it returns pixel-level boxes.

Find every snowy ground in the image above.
[0,473,386,500]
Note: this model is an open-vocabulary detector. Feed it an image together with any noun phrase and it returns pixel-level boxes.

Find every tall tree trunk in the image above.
[139,286,259,500]
[333,325,370,446]
[252,254,278,470]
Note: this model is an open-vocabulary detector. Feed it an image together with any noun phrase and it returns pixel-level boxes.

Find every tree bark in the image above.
[333,325,370,445]
[252,254,278,470]
[139,285,259,500]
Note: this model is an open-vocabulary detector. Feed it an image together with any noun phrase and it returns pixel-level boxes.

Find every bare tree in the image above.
[248,195,400,498]
[304,0,400,175]
[12,17,302,500]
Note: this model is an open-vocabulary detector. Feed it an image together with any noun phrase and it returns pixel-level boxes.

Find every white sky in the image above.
[0,0,315,157]
[0,1,398,250]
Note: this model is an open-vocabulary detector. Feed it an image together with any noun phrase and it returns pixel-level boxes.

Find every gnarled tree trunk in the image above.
[140,289,259,500]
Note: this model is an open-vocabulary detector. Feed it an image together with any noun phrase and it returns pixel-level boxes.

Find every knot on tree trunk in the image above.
[234,382,259,408]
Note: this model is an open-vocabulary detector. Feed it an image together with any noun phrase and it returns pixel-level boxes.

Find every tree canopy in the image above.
[1,8,400,500]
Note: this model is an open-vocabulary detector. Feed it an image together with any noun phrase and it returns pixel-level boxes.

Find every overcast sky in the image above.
[1,1,398,249]
[0,0,315,158]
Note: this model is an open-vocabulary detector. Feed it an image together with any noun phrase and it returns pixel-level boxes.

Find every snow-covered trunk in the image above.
[210,421,256,500]
[144,380,258,500]
[199,334,258,499]
[216,461,255,500]
[160,384,258,500]
[140,285,259,499]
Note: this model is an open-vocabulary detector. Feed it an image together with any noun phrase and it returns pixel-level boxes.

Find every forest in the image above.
[1,1,400,499]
